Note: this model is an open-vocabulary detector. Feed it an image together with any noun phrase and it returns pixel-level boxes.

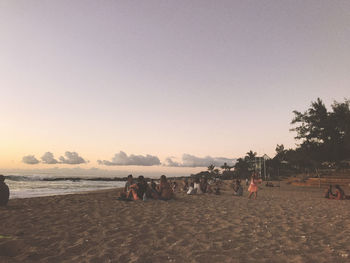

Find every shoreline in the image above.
[8,187,121,201]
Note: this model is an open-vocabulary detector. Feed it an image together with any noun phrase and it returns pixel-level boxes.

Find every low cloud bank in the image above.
[22,151,235,168]
[164,154,236,167]
[22,151,86,165]
[59,151,87,164]
[22,155,40,165]
[98,151,161,166]
[41,152,58,164]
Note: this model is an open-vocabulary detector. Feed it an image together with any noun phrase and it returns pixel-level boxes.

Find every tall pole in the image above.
[264,156,266,180]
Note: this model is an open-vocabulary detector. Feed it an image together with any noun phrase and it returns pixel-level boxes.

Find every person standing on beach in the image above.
[0,175,10,206]
[248,173,260,200]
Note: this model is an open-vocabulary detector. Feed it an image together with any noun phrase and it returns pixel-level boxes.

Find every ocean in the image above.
[4,175,125,199]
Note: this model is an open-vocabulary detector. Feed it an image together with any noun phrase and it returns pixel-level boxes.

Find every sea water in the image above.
[5,175,125,199]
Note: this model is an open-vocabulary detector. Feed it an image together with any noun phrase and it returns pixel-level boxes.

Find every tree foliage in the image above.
[234,158,250,178]
[220,162,233,172]
[207,164,215,173]
[245,150,257,161]
[290,98,350,165]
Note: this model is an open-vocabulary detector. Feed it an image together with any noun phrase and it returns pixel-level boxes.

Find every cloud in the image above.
[59,151,87,165]
[164,157,181,167]
[41,152,58,164]
[164,154,236,167]
[22,155,40,165]
[98,151,161,166]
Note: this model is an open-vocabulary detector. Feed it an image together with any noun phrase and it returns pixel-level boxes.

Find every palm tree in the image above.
[207,164,215,173]
[245,150,257,172]
[245,150,257,161]
[221,162,233,172]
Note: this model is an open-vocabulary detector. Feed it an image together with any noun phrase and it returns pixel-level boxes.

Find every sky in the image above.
[0,1,349,176]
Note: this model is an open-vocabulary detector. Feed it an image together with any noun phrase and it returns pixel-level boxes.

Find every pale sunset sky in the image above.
[0,1,349,176]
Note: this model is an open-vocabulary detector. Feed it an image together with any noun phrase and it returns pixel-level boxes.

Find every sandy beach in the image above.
[1,182,350,263]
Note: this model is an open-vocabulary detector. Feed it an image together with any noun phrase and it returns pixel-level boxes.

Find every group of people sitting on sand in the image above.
[119,172,263,201]
[324,184,349,200]
[119,174,175,201]
[119,172,350,202]
[183,177,221,195]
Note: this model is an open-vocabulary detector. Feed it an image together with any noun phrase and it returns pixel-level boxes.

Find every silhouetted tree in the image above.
[275,144,287,162]
[207,164,215,173]
[290,98,350,167]
[220,162,233,172]
[234,158,250,179]
[245,150,257,161]
[244,150,257,171]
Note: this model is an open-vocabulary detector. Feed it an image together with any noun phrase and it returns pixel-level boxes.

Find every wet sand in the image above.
[1,182,350,263]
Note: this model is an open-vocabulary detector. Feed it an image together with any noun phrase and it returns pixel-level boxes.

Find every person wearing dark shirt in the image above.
[324,184,334,199]
[149,179,160,199]
[136,176,149,200]
[126,175,149,201]
[0,175,9,206]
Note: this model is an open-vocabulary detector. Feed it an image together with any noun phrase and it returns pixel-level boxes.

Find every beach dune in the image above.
[1,182,350,263]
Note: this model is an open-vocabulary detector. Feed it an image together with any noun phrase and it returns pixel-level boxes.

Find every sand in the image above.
[1,181,350,263]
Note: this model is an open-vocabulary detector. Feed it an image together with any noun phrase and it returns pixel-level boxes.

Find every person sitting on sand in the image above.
[137,176,150,200]
[172,181,178,192]
[0,175,9,206]
[206,180,214,194]
[324,184,334,199]
[330,185,347,200]
[158,175,174,200]
[150,179,157,192]
[265,181,274,187]
[194,178,203,194]
[126,175,150,201]
[233,179,243,196]
[214,185,220,195]
[187,182,195,195]
[200,177,208,193]
[118,174,134,200]
[248,173,261,200]
[148,179,160,199]
[122,174,133,193]
[182,179,189,192]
